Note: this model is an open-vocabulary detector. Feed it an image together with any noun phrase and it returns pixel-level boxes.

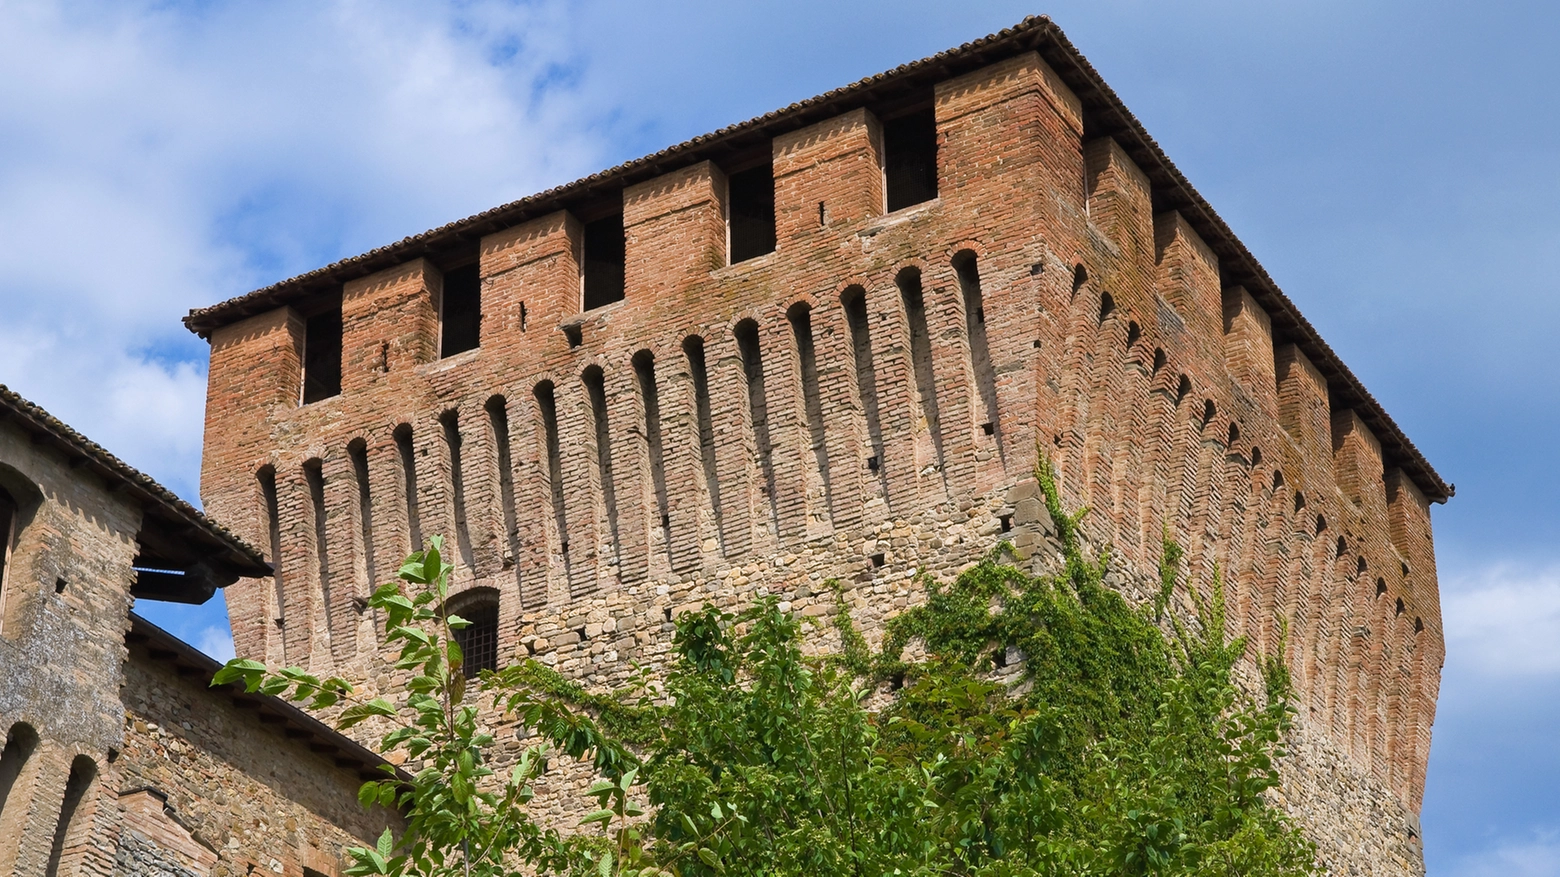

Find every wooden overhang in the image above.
[181,15,1451,503]
[0,384,271,603]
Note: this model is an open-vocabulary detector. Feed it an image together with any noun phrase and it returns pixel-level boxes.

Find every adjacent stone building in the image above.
[184,16,1450,875]
[0,386,398,876]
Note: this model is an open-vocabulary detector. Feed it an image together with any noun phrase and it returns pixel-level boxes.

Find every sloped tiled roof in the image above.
[0,384,270,579]
[128,613,406,784]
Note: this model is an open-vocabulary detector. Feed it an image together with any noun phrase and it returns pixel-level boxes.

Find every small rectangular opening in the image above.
[883,107,938,211]
[301,304,342,404]
[440,264,481,357]
[582,213,626,310]
[728,163,775,263]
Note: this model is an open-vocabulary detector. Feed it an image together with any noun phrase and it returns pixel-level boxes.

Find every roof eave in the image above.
[0,385,272,581]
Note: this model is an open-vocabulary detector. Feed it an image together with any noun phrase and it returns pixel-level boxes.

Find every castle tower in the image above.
[187,18,1449,874]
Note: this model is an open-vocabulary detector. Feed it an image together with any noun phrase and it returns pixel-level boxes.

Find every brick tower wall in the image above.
[197,50,1442,875]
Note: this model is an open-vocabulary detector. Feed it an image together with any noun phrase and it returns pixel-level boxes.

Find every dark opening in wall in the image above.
[1126,321,1141,349]
[393,424,422,552]
[1316,514,1327,535]
[1357,556,1368,574]
[1294,492,1306,512]
[1251,446,1262,465]
[728,163,776,263]
[440,264,481,357]
[1098,292,1115,322]
[1272,470,1284,489]
[1228,423,1241,445]
[582,213,626,310]
[302,304,342,404]
[449,589,498,678]
[1152,348,1167,373]
[1395,597,1405,617]
[1376,578,1387,598]
[883,107,938,211]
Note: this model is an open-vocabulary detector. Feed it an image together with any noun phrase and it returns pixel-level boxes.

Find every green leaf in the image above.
[697,847,723,871]
[579,808,615,826]
[339,698,398,729]
[211,658,266,688]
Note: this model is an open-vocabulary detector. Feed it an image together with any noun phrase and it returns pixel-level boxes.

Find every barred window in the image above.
[449,589,499,678]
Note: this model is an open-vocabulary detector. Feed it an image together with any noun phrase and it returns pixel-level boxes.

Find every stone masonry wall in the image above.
[197,49,1444,875]
[0,404,396,877]
[114,643,398,876]
[0,418,143,876]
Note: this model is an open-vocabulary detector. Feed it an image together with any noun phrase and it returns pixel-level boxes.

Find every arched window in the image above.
[448,588,500,679]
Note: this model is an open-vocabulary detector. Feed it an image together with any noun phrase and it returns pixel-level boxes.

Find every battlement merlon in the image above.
[182,15,1450,507]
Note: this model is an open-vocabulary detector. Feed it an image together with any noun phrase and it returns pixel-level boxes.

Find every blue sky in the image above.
[0,1,1554,873]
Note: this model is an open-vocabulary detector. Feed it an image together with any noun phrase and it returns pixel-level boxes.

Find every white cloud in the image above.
[1447,832,1560,877]
[195,625,237,663]
[1443,565,1560,679]
[0,0,608,502]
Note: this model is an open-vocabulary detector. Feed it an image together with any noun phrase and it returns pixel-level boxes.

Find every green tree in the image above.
[216,458,1316,876]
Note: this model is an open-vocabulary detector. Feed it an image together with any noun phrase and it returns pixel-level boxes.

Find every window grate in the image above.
[454,600,499,678]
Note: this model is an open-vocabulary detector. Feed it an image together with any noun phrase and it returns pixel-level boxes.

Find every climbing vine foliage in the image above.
[215,459,1317,876]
